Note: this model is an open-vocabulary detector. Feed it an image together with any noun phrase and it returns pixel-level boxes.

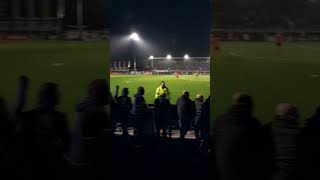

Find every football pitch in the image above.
[2,41,320,126]
[212,42,320,124]
[0,41,108,126]
[110,74,210,104]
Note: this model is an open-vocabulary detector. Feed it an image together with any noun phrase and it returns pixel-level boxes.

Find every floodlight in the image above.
[166,54,172,60]
[184,54,190,59]
[149,55,154,60]
[129,32,140,41]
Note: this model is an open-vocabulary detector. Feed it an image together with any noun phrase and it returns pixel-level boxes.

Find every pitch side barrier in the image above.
[113,104,180,135]
[152,70,210,75]
[211,29,320,42]
[110,70,210,75]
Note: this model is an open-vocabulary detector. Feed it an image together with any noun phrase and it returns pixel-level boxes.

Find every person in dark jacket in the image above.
[193,94,205,139]
[198,96,210,141]
[0,98,15,172]
[132,87,149,136]
[132,87,148,113]
[297,106,320,179]
[176,91,195,139]
[16,82,70,179]
[213,93,271,180]
[70,79,110,165]
[267,103,300,180]
[115,88,132,136]
[154,93,171,138]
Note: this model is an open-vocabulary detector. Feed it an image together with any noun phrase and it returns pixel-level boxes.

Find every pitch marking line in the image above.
[227,50,291,62]
[51,63,64,67]
[290,43,320,51]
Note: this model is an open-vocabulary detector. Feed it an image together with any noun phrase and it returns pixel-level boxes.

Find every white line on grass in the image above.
[51,63,64,67]
[228,51,265,60]
[290,43,320,51]
[227,50,291,62]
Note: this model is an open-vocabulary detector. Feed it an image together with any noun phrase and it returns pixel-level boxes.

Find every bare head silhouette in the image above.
[232,92,253,107]
[88,79,109,105]
[38,82,60,108]
[275,103,299,121]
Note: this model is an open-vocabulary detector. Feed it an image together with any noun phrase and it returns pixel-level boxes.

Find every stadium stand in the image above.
[211,0,320,42]
[111,58,210,75]
[0,0,109,41]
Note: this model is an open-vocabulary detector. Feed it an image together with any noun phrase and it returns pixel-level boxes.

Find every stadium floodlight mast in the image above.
[149,55,154,70]
[129,32,141,74]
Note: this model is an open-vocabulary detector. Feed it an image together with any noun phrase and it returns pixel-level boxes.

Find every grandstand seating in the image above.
[212,0,320,31]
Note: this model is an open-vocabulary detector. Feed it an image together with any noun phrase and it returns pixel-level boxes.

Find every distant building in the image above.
[0,0,109,32]
[0,0,65,32]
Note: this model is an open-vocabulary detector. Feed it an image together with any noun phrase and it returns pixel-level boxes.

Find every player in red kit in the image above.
[274,33,284,47]
[211,34,220,51]
[175,72,180,79]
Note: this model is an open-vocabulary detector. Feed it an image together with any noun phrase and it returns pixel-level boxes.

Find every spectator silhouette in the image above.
[0,97,11,140]
[132,86,148,113]
[131,86,149,136]
[70,79,110,165]
[198,96,210,141]
[0,98,14,170]
[267,103,300,180]
[297,106,320,179]
[115,88,132,136]
[154,93,171,138]
[16,82,70,179]
[176,91,195,139]
[213,93,269,180]
[193,94,205,139]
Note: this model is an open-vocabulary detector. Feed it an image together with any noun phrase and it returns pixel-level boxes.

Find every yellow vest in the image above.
[155,86,170,99]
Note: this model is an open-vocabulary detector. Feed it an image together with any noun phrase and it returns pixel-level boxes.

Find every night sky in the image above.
[111,0,210,68]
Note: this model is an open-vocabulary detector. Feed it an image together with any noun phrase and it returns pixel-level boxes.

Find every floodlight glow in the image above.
[149,55,154,60]
[184,54,190,59]
[166,54,172,60]
[129,32,140,41]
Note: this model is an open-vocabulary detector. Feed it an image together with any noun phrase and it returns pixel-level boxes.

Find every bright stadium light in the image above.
[149,55,154,60]
[129,32,140,41]
[166,54,172,60]
[184,54,190,60]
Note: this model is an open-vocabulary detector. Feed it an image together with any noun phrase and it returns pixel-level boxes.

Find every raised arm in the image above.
[114,85,119,99]
[15,75,29,115]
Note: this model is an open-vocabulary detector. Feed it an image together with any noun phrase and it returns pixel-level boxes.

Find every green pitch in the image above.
[110,75,210,104]
[0,41,108,126]
[212,42,320,125]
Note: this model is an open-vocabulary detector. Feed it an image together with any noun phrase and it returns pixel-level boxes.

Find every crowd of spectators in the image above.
[111,84,210,140]
[0,76,111,179]
[212,93,320,180]
[1,76,320,180]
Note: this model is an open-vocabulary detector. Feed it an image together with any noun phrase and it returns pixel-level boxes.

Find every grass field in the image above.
[2,41,319,127]
[110,75,210,104]
[212,42,320,125]
[0,41,108,126]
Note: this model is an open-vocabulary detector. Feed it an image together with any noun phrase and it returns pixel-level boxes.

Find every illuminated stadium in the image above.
[211,0,320,122]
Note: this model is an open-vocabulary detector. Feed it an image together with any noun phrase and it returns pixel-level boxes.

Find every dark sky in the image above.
[111,0,210,67]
